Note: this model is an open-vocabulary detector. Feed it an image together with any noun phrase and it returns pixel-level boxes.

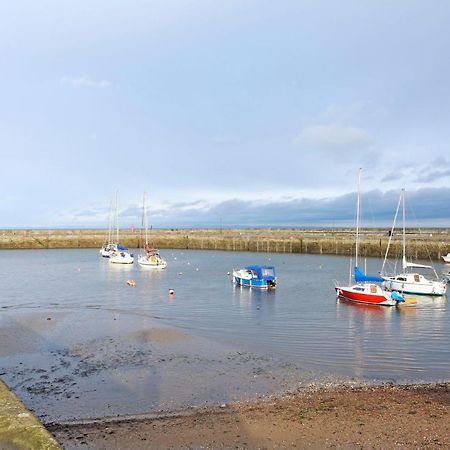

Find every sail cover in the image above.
[354,266,384,283]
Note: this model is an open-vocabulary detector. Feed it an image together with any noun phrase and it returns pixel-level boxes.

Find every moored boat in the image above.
[336,283,404,306]
[380,189,446,296]
[334,169,404,307]
[232,265,276,289]
[383,272,447,296]
[109,245,134,264]
[99,197,115,257]
[138,245,167,269]
[108,192,134,265]
[442,253,450,263]
[137,192,167,269]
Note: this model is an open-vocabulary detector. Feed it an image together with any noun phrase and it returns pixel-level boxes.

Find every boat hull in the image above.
[335,287,396,306]
[233,276,273,289]
[138,255,167,269]
[110,252,134,264]
[383,279,447,296]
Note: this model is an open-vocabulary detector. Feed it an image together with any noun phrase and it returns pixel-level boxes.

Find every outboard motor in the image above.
[391,291,405,303]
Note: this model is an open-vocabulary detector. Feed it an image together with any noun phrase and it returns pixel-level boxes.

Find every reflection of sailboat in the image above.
[381,190,447,296]
[109,192,134,265]
[335,170,404,306]
[138,193,167,269]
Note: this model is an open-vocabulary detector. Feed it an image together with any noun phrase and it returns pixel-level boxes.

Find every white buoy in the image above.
[169,289,174,295]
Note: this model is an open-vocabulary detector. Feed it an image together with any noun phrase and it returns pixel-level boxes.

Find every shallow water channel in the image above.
[0,249,449,422]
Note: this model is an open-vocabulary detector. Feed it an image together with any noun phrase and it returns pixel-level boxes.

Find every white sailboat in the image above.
[109,192,134,265]
[99,197,116,257]
[381,189,447,296]
[138,192,167,269]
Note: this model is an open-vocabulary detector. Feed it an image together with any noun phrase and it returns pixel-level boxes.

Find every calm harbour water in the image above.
[0,249,449,420]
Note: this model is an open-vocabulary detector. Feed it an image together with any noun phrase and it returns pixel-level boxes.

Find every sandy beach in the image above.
[49,383,450,449]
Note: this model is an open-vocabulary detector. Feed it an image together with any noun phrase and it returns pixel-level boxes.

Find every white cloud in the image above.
[295,124,372,149]
[60,75,112,89]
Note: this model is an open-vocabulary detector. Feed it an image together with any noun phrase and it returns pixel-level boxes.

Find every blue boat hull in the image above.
[233,276,275,289]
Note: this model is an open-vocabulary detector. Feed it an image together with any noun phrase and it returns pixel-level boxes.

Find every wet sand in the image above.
[0,308,323,424]
[50,383,450,449]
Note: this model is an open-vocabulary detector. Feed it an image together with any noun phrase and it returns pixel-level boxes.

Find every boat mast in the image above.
[381,191,402,275]
[402,189,406,270]
[143,192,148,246]
[115,190,119,244]
[107,197,113,245]
[355,168,362,268]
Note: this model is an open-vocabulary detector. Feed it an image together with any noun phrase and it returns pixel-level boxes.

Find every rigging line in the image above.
[407,198,439,279]
[381,191,402,275]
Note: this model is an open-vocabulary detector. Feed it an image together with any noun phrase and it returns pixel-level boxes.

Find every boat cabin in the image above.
[245,265,276,281]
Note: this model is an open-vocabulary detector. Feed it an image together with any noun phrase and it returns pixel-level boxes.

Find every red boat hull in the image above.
[335,287,393,306]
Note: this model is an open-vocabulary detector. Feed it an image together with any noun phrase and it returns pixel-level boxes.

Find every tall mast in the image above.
[355,168,362,268]
[402,188,406,268]
[115,190,119,244]
[107,197,113,244]
[143,192,148,245]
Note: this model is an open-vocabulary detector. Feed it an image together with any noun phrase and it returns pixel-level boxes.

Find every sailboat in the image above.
[138,193,167,269]
[335,170,405,306]
[99,197,116,257]
[381,190,447,296]
[109,192,134,265]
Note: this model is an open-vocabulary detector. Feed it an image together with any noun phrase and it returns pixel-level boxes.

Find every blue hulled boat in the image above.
[232,265,277,289]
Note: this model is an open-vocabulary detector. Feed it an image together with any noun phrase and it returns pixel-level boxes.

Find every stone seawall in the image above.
[0,228,449,261]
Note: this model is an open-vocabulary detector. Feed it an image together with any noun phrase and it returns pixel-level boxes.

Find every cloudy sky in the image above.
[1,1,449,228]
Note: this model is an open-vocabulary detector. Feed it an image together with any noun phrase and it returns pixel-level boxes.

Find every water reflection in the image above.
[0,249,449,382]
[231,285,276,323]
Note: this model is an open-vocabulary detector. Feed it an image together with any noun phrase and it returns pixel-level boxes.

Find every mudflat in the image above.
[50,383,450,449]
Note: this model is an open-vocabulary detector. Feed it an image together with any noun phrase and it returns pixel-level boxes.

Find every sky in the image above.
[1,0,450,228]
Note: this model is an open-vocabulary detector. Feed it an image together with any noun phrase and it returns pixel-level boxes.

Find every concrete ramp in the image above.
[0,380,60,449]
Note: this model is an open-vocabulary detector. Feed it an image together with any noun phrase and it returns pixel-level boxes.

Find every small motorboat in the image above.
[442,253,450,263]
[232,265,276,289]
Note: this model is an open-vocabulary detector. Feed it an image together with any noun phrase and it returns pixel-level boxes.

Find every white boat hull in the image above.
[100,248,112,258]
[383,277,447,296]
[110,252,134,264]
[442,254,450,263]
[138,255,167,269]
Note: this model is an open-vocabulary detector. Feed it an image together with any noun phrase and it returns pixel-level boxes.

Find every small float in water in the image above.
[127,279,136,287]
[232,265,276,289]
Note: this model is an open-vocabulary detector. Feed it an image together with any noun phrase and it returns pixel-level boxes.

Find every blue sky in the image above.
[1,1,449,228]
